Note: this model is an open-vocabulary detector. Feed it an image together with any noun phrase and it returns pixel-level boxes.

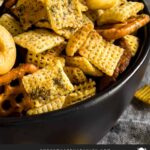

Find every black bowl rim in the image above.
[0,0,150,125]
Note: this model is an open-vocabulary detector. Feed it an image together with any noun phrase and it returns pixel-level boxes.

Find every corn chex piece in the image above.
[14,29,64,54]
[12,0,47,30]
[65,56,102,77]
[54,14,93,39]
[22,61,74,101]
[135,85,150,105]
[27,96,66,115]
[0,13,23,36]
[64,79,96,107]
[98,2,144,25]
[46,0,82,31]
[64,66,87,84]
[120,35,139,56]
[35,20,51,29]
[66,23,94,56]
[27,50,65,68]
[79,31,124,76]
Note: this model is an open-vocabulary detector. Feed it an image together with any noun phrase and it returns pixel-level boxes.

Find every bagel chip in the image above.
[0,14,23,36]
[64,79,96,107]
[27,96,66,115]
[22,61,74,101]
[135,85,150,105]
[65,56,103,77]
[79,31,124,76]
[14,29,64,54]
[64,67,87,84]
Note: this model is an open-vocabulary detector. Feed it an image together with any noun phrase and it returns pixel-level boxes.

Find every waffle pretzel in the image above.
[0,64,38,117]
[97,14,150,40]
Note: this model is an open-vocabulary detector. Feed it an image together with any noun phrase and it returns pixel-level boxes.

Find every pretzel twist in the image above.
[0,64,38,117]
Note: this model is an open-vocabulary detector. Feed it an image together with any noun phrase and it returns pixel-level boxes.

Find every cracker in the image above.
[135,85,150,105]
[35,20,51,29]
[14,29,64,54]
[98,2,144,25]
[64,66,87,84]
[66,23,94,56]
[79,31,124,76]
[64,79,96,107]
[22,61,74,101]
[46,0,82,31]
[12,0,47,30]
[27,51,65,68]
[0,13,23,36]
[27,96,66,115]
[120,35,139,56]
[65,56,103,77]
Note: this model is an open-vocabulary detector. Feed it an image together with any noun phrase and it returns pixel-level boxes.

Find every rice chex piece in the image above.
[27,51,65,68]
[27,96,66,115]
[12,0,47,30]
[65,56,103,77]
[64,66,87,84]
[35,20,52,29]
[98,2,144,25]
[135,85,150,105]
[46,0,82,31]
[22,61,74,101]
[0,13,23,36]
[120,35,139,56]
[64,79,96,107]
[14,29,65,54]
[79,31,124,76]
[66,23,94,56]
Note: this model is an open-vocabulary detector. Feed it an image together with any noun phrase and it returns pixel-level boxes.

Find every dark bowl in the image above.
[0,0,150,144]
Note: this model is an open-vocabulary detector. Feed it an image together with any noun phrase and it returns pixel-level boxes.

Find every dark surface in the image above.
[0,0,149,144]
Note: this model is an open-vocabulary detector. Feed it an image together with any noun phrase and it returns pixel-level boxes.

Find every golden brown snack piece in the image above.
[97,14,150,40]
[46,0,82,31]
[66,23,94,56]
[65,56,103,77]
[22,61,74,101]
[64,66,87,84]
[64,79,96,107]
[0,13,23,36]
[14,29,65,54]
[86,0,118,10]
[0,24,16,75]
[0,64,38,117]
[98,2,144,25]
[11,0,47,30]
[79,31,124,76]
[135,85,150,104]
[27,96,66,116]
[99,48,132,90]
[119,35,139,56]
